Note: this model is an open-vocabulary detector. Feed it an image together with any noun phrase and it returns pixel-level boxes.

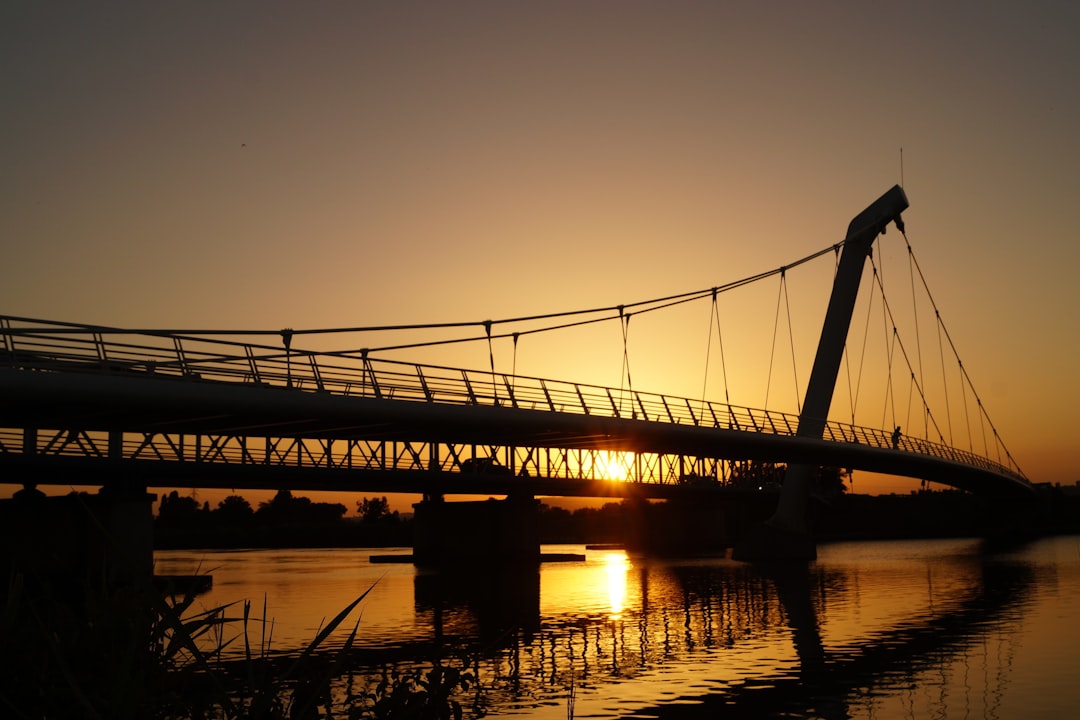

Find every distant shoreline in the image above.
[152,490,1079,551]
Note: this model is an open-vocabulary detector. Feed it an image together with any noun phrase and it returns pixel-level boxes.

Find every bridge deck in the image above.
[0,316,1032,497]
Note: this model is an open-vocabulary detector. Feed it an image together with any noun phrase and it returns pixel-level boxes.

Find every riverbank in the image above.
[153,489,1080,550]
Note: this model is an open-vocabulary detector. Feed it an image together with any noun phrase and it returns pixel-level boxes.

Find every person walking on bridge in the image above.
[892,426,902,449]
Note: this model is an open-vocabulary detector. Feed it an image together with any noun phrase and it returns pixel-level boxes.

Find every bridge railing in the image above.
[0,316,1027,484]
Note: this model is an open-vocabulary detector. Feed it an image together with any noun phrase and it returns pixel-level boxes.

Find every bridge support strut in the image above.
[735,185,909,562]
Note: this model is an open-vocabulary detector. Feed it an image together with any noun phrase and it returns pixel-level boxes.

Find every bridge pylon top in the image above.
[846,184,908,241]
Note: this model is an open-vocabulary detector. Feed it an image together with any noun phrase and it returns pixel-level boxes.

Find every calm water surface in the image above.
[155,536,1080,719]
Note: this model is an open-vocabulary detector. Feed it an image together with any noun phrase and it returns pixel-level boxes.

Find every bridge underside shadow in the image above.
[0,367,1032,499]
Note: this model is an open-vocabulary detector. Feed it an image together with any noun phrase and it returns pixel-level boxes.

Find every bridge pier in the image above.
[412,495,541,566]
[622,496,738,556]
[0,484,156,597]
[0,482,157,716]
[621,492,783,557]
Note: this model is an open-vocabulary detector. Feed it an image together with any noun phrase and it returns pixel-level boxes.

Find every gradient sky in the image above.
[3,2,1078,509]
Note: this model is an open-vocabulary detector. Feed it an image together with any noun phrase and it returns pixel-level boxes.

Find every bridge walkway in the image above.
[0,316,1032,497]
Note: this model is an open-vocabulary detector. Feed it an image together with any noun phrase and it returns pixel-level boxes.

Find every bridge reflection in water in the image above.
[478,552,1028,718]
[158,540,1036,718]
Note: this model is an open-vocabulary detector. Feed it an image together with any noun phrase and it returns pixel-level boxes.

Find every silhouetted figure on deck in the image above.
[892,426,902,449]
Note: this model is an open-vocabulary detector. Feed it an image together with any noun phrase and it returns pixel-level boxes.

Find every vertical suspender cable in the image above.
[716,291,731,410]
[782,269,801,414]
[906,236,1023,472]
[700,289,716,414]
[281,328,293,388]
[977,397,990,458]
[905,370,916,435]
[959,359,974,451]
[511,332,519,398]
[619,306,634,418]
[872,254,899,434]
[935,310,954,445]
[907,240,927,438]
[837,246,857,425]
[700,287,733,424]
[850,265,877,427]
[764,269,786,411]
[484,320,497,405]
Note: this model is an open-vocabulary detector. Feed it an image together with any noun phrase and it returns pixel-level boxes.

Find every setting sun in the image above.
[589,450,637,482]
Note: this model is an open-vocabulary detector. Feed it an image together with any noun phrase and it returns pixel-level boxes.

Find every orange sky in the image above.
[2,2,1078,512]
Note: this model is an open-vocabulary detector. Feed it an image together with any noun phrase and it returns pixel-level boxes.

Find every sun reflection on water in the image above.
[604,552,629,620]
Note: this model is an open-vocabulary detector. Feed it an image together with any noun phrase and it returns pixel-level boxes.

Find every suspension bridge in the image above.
[0,186,1033,561]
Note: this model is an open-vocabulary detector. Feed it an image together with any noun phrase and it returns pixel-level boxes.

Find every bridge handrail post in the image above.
[684,398,698,426]
[244,345,262,384]
[308,353,324,391]
[574,384,590,416]
[172,337,189,377]
[539,379,556,412]
[416,365,433,402]
[660,395,675,424]
[606,388,621,418]
[706,401,720,428]
[764,411,777,434]
[635,392,648,421]
[1,317,15,361]
[93,332,108,367]
[461,370,479,405]
[745,409,759,432]
[502,375,519,409]
[362,354,382,398]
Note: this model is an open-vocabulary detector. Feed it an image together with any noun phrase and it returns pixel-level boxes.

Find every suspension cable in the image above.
[870,256,948,443]
[4,242,845,342]
[901,230,1025,475]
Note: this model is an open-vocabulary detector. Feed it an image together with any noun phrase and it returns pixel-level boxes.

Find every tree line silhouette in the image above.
[155,489,409,548]
[153,463,856,549]
[151,463,1073,549]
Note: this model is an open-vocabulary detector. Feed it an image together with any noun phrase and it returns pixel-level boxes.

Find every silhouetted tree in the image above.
[816,467,850,498]
[357,496,398,524]
[256,489,346,526]
[214,494,255,524]
[157,490,206,527]
[538,504,576,542]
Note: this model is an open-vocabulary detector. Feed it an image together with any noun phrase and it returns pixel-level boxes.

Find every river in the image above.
[154,535,1080,719]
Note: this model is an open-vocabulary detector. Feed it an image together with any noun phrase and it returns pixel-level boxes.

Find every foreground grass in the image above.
[1,570,479,719]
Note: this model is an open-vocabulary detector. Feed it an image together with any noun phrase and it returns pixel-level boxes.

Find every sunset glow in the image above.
[5,5,1080,717]
[2,2,1077,496]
